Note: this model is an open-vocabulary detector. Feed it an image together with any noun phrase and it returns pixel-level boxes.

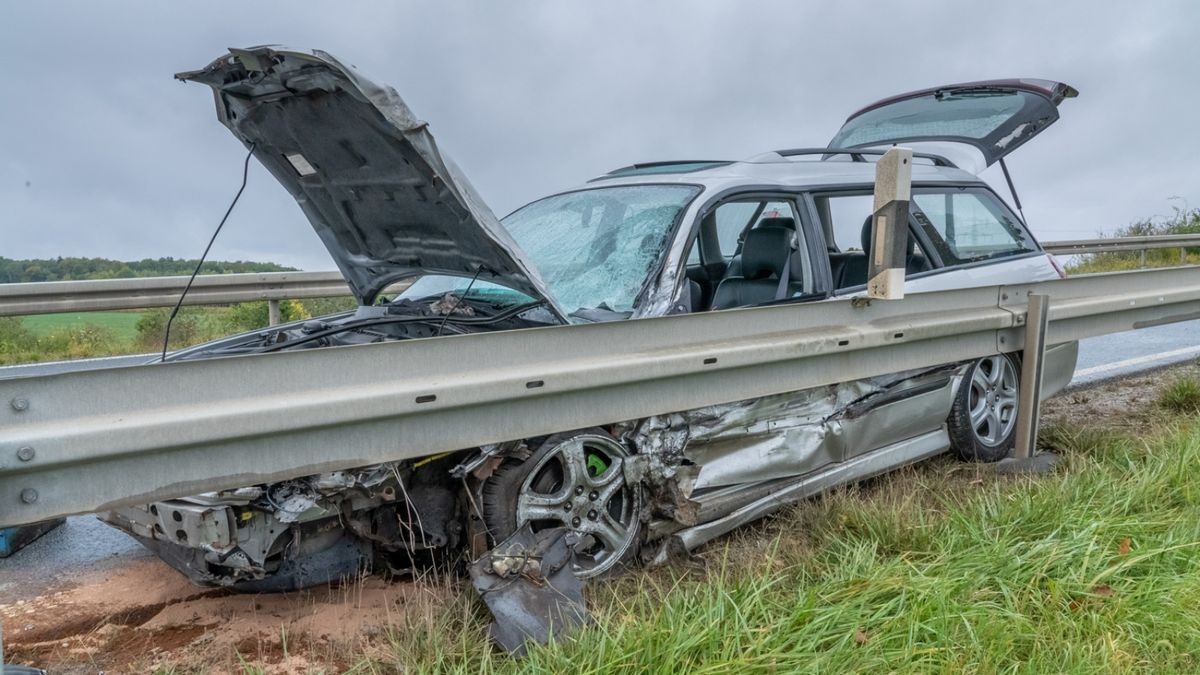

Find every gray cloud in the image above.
[2,1,1198,269]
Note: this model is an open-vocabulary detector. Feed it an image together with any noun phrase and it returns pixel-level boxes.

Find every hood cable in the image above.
[435,265,485,337]
[161,142,256,362]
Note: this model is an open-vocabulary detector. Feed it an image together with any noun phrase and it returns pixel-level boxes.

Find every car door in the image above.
[678,194,851,491]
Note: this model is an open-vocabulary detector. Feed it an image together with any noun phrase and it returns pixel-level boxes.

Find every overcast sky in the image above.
[3,1,1198,270]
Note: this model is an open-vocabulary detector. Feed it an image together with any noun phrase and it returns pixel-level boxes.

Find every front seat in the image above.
[711,225,804,309]
[726,216,795,279]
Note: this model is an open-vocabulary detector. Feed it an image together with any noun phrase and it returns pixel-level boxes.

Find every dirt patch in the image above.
[2,557,450,673]
[1043,362,1200,434]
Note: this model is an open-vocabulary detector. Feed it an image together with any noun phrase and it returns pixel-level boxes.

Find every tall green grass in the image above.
[364,417,1200,674]
[1066,207,1200,275]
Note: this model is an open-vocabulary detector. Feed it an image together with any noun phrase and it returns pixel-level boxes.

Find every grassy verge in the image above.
[0,297,356,366]
[354,410,1200,673]
[1064,207,1200,275]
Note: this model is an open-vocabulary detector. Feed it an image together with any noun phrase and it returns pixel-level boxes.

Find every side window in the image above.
[911,189,1037,265]
[714,202,759,257]
[814,194,874,252]
[707,198,819,310]
[714,201,800,258]
[813,193,932,291]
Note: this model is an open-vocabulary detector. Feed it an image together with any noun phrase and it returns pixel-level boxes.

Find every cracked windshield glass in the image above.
[399,185,699,316]
[503,184,699,315]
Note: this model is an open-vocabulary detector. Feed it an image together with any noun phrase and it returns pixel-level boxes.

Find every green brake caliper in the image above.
[585,451,609,478]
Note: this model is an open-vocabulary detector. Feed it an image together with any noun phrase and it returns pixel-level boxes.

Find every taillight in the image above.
[1047,253,1068,279]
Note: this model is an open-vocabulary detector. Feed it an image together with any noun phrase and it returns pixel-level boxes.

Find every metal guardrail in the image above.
[0,271,351,317]
[1043,233,1200,261]
[1,234,1196,320]
[3,265,1200,527]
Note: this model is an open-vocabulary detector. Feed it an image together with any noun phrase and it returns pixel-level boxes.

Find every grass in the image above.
[347,414,1200,674]
[1158,377,1200,414]
[1065,251,1200,275]
[21,310,144,341]
[1064,206,1200,276]
[0,297,355,366]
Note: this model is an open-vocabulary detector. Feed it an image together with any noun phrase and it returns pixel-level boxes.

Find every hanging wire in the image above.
[161,142,256,361]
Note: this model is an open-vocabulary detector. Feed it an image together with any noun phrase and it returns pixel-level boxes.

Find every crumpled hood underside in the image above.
[177,46,560,313]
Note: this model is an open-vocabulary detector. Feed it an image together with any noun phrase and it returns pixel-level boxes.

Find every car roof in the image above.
[580,152,983,193]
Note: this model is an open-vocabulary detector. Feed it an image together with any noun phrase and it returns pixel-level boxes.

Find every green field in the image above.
[21,311,145,341]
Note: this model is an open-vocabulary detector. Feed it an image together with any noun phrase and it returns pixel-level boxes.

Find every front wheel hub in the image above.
[514,434,641,577]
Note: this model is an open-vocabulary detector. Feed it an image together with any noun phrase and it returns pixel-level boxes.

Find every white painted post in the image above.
[868,147,913,300]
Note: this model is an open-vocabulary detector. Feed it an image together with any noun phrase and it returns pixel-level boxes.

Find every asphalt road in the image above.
[1072,319,1200,386]
[0,322,1196,601]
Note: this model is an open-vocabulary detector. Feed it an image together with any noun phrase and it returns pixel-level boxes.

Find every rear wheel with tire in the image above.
[481,430,642,578]
[948,354,1020,462]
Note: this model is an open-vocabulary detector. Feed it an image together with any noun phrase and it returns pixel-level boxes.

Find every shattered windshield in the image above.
[500,184,700,315]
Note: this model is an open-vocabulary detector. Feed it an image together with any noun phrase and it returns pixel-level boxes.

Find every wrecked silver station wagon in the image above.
[102,48,1080,590]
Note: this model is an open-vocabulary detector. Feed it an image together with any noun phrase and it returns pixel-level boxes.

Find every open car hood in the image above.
[829,78,1077,171]
[178,46,564,317]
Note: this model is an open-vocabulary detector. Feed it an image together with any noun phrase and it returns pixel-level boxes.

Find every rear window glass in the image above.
[911,189,1037,264]
[831,90,1035,148]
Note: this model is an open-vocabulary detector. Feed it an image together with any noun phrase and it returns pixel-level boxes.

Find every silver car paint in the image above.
[106,50,1078,585]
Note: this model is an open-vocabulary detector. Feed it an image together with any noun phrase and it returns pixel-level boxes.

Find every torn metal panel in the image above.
[678,381,869,490]
[627,366,961,542]
[632,369,955,493]
[671,427,951,552]
[832,367,958,461]
[469,525,591,656]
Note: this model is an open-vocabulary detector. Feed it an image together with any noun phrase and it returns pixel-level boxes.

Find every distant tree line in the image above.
[0,257,297,283]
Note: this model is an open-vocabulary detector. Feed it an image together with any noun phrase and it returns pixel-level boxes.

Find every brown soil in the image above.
[2,557,450,673]
[1042,362,1200,433]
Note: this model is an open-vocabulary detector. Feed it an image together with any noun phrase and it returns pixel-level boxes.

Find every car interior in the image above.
[685,199,813,312]
[684,193,934,312]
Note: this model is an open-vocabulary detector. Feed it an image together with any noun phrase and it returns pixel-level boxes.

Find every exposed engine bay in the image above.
[165,293,558,363]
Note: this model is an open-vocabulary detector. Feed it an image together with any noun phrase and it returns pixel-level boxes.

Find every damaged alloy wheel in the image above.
[483,430,642,578]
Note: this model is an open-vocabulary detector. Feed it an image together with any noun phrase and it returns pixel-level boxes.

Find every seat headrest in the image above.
[741,225,795,280]
[755,216,795,230]
[860,215,916,258]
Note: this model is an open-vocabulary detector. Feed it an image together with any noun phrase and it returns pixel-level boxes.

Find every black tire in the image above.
[948,353,1021,462]
[482,429,642,578]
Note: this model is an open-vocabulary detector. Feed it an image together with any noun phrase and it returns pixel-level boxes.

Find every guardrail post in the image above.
[1182,247,1188,265]
[1014,293,1049,460]
[867,147,912,300]
[1140,249,1148,268]
[268,299,281,326]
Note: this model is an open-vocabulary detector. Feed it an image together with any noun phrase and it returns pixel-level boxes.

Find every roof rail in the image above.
[773,147,958,168]
[593,160,732,181]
